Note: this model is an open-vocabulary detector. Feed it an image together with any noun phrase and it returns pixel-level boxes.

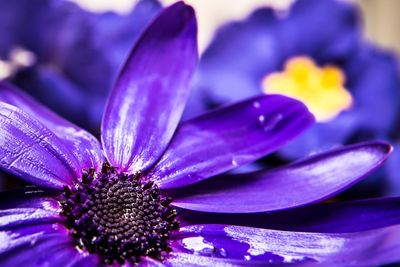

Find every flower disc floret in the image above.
[61,163,179,264]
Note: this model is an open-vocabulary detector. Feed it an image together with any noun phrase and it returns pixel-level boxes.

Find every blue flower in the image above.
[1,0,161,130]
[191,0,400,161]
[1,3,400,265]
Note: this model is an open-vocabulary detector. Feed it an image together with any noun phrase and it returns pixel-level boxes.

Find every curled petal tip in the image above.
[374,141,393,161]
[170,1,194,12]
[362,140,393,158]
[160,1,197,36]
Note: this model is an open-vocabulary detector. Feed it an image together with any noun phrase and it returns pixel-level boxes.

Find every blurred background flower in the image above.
[185,0,400,198]
[0,0,399,197]
[0,0,161,131]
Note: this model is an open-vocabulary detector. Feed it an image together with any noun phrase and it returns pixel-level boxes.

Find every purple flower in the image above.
[189,0,400,160]
[187,0,400,198]
[0,2,398,266]
[1,0,161,130]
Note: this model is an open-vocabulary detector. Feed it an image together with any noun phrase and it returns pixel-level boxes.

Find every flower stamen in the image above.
[262,56,353,122]
[60,162,179,264]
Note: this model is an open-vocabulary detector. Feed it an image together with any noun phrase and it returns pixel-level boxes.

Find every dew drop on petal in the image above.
[219,248,228,258]
[259,113,283,131]
[258,115,265,124]
[30,238,37,246]
[231,159,239,167]
[253,101,261,109]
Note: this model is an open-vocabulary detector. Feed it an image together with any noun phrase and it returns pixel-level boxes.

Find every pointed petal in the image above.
[150,95,314,189]
[0,82,103,170]
[0,102,79,189]
[101,2,198,173]
[0,223,101,266]
[253,197,400,234]
[178,197,400,233]
[164,252,262,266]
[172,224,400,266]
[171,142,391,212]
[0,189,62,230]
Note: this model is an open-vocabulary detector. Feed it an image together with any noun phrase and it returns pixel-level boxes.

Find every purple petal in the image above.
[140,256,166,267]
[171,142,391,212]
[0,102,79,189]
[0,224,64,256]
[178,197,400,233]
[101,2,198,173]
[0,223,101,266]
[0,189,62,230]
[172,224,400,265]
[0,82,103,171]
[150,95,314,189]
[70,255,103,267]
[164,252,263,266]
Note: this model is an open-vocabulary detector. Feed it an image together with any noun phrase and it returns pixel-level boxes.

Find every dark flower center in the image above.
[60,162,179,264]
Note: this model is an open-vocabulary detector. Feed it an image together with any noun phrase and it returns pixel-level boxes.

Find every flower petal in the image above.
[150,95,314,189]
[249,197,400,234]
[349,45,400,136]
[279,46,400,161]
[12,67,90,130]
[281,0,359,58]
[164,252,261,266]
[192,8,282,109]
[101,2,198,173]
[193,0,359,114]
[0,223,101,266]
[171,142,391,212]
[178,197,400,233]
[70,255,102,267]
[140,256,167,267]
[0,82,103,170]
[0,188,62,230]
[0,102,79,189]
[172,224,400,266]
[385,143,400,196]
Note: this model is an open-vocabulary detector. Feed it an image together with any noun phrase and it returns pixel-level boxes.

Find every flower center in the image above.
[61,162,179,264]
[261,56,353,122]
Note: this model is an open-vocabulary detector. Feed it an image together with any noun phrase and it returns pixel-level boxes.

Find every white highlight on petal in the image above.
[9,47,36,68]
[182,236,214,252]
[0,231,43,251]
[0,47,36,79]
[0,60,13,79]
[224,225,346,262]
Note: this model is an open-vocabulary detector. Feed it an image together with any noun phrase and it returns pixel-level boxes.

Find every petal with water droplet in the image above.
[171,142,391,213]
[171,224,400,265]
[149,94,314,189]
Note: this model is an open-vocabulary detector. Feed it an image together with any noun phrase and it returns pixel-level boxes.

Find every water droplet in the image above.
[219,248,228,258]
[258,113,283,131]
[52,223,60,230]
[244,255,251,261]
[231,159,238,167]
[253,101,261,109]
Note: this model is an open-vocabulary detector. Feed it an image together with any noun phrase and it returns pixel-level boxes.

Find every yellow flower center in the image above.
[261,56,353,122]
